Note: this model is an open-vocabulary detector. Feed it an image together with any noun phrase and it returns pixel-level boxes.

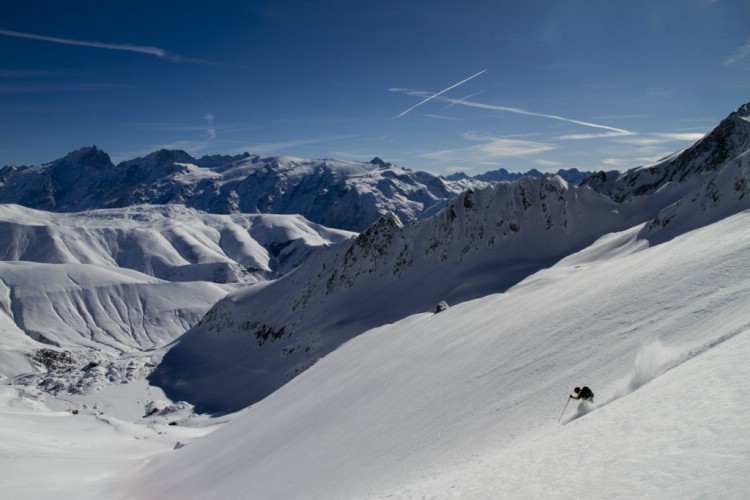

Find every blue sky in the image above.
[1,0,749,175]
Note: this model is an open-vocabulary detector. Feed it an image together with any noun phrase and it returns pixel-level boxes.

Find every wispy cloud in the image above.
[395,69,486,118]
[616,132,705,147]
[645,87,674,99]
[724,39,750,67]
[601,130,706,171]
[0,27,167,57]
[228,134,359,156]
[557,131,634,141]
[653,132,705,141]
[602,158,631,167]
[0,28,216,64]
[140,112,219,155]
[0,68,55,78]
[204,112,217,142]
[535,158,563,168]
[422,133,554,162]
[0,82,126,93]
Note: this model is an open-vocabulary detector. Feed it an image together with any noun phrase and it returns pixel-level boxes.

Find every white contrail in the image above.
[396,69,487,118]
[446,89,485,107]
[443,97,634,136]
[0,28,168,57]
[393,86,634,137]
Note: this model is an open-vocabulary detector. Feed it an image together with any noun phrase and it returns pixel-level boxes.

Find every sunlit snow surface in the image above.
[3,211,747,499]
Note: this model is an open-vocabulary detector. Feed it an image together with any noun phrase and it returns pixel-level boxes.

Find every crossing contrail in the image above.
[392,86,635,138]
[396,69,487,118]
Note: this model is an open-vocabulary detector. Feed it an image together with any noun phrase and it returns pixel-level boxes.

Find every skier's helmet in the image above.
[574,387,581,393]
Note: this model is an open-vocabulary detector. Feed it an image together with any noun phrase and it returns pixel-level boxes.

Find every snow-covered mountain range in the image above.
[152,103,750,412]
[0,151,484,232]
[447,166,591,184]
[2,103,750,499]
[0,204,353,383]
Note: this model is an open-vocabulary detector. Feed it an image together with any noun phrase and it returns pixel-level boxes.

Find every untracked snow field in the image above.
[2,211,750,499]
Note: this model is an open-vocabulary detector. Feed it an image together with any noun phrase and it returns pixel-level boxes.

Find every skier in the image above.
[569,386,594,402]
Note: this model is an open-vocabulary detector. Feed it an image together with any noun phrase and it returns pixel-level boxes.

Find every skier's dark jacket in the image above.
[570,386,593,401]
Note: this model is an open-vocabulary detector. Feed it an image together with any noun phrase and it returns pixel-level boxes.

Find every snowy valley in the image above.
[1,103,749,499]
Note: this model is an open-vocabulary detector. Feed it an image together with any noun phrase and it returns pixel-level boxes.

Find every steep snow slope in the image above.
[0,262,228,352]
[152,104,750,413]
[151,175,656,411]
[131,210,750,499]
[0,150,484,231]
[640,144,750,244]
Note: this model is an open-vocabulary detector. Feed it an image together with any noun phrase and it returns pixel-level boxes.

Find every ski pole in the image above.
[558,396,571,422]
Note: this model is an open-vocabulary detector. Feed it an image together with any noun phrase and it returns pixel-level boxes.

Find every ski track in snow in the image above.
[563,322,750,424]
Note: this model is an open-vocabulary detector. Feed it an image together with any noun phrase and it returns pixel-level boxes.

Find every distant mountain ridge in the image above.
[446,167,591,184]
[152,103,750,412]
[0,150,486,232]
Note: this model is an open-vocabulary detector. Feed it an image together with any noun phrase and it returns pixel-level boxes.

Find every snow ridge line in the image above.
[0,275,14,322]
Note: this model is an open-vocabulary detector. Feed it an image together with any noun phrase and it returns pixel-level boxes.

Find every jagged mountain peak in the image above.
[582,102,750,202]
[129,149,197,168]
[733,102,750,118]
[56,146,114,170]
[369,157,393,168]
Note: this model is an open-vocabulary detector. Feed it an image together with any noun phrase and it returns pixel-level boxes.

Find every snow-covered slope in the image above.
[0,262,227,351]
[0,204,353,281]
[0,151,484,231]
[152,175,655,412]
[4,211,747,499]
[0,204,352,381]
[152,103,750,413]
[130,209,750,499]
